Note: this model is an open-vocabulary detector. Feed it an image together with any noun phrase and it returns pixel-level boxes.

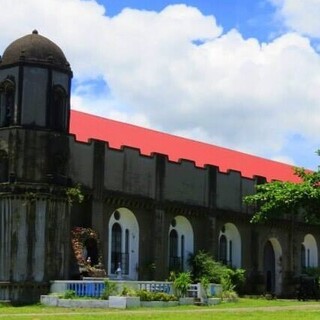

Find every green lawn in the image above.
[0,299,319,320]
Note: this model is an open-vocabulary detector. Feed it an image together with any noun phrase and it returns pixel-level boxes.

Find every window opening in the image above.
[123,229,129,274]
[219,235,227,265]
[181,235,185,271]
[50,85,66,130]
[229,240,233,266]
[169,229,179,271]
[301,244,306,270]
[111,223,122,274]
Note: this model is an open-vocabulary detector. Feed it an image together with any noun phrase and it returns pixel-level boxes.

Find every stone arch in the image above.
[108,208,139,280]
[302,234,318,269]
[263,238,282,295]
[219,223,241,268]
[168,215,194,272]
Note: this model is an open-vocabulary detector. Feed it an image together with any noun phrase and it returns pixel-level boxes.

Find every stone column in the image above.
[153,208,168,280]
[153,154,167,280]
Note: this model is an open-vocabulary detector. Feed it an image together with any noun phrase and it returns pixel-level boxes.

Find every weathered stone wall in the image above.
[104,147,156,198]
[71,139,257,211]
[0,193,70,302]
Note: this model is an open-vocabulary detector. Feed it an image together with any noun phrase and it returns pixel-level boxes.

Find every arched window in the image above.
[168,216,194,272]
[169,229,179,271]
[50,85,67,131]
[302,234,318,268]
[218,223,242,268]
[108,208,139,279]
[0,79,15,127]
[111,223,122,274]
[219,235,227,264]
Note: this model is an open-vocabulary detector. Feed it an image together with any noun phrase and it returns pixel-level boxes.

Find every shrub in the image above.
[136,290,177,301]
[188,251,245,293]
[61,290,76,299]
[120,285,136,297]
[304,267,320,279]
[101,278,117,300]
[173,272,192,298]
[221,289,239,302]
[188,251,224,283]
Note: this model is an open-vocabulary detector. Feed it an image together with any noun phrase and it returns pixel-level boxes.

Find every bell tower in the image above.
[0,31,73,303]
[0,30,72,132]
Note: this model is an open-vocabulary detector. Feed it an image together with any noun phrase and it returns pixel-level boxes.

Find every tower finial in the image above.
[32,30,38,35]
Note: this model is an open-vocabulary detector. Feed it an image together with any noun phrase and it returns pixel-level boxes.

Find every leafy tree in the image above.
[244,166,320,224]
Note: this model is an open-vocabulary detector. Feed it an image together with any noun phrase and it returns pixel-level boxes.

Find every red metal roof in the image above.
[69,109,300,182]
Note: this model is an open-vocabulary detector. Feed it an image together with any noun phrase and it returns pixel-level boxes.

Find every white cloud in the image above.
[1,1,320,169]
[271,155,295,165]
[270,0,320,38]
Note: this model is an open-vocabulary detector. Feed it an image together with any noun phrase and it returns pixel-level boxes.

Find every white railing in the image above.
[50,280,222,300]
[187,283,201,298]
[50,280,174,298]
[137,281,173,294]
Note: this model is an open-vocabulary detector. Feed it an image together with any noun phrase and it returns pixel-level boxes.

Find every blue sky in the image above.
[100,0,277,41]
[1,0,320,170]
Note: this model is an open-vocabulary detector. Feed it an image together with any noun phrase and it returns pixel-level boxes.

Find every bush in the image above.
[221,289,239,302]
[304,267,320,279]
[188,251,245,293]
[101,278,117,300]
[120,285,136,297]
[61,290,76,299]
[136,290,177,301]
[173,272,192,298]
[188,251,224,283]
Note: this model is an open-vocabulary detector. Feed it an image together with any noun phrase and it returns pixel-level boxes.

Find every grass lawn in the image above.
[0,298,320,320]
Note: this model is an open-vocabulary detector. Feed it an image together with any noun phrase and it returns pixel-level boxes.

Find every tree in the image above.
[244,165,320,224]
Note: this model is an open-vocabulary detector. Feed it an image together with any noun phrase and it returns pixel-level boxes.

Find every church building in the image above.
[0,31,318,302]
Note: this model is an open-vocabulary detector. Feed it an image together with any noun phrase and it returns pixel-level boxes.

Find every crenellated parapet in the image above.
[69,136,260,215]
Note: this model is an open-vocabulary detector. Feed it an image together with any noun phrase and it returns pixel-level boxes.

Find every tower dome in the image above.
[0,31,72,132]
[0,30,71,73]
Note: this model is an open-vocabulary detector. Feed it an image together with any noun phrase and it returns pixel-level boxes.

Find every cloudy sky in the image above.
[1,0,320,169]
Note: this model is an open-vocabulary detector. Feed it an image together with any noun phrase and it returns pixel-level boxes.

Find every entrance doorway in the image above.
[263,238,282,294]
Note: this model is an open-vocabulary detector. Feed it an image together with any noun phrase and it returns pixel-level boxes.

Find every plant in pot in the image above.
[173,272,193,305]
